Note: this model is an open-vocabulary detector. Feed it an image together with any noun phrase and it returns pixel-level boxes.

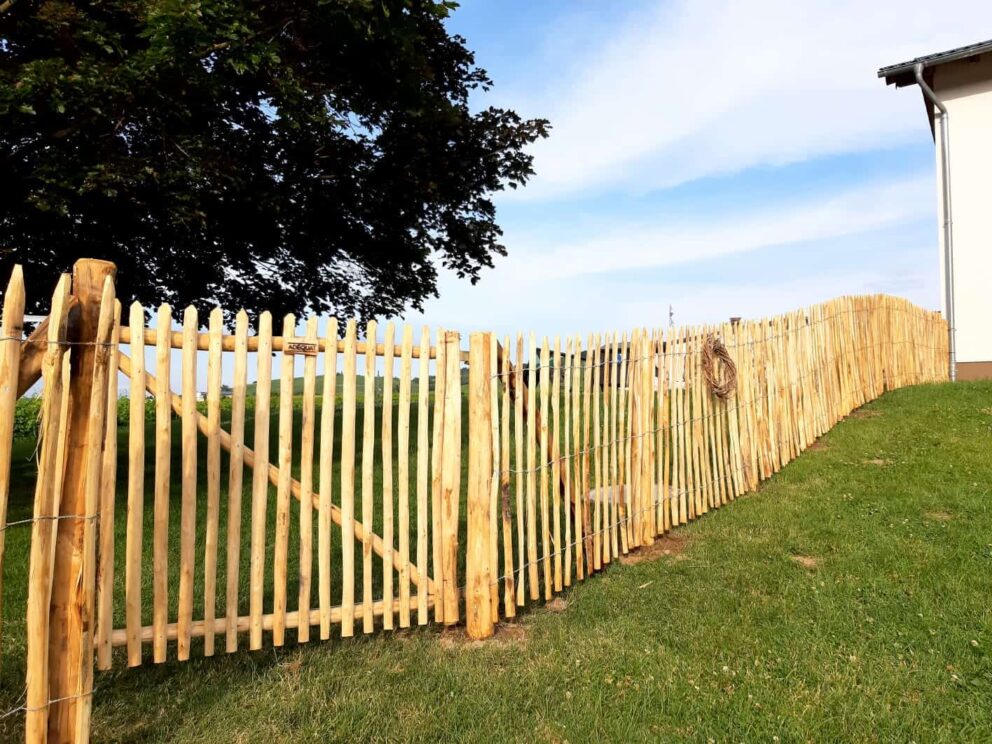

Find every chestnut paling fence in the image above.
[0,259,947,743]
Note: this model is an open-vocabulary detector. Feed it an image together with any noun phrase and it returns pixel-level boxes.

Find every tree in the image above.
[0,0,548,321]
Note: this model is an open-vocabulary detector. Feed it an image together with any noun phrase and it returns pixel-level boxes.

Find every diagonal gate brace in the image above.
[116,351,435,593]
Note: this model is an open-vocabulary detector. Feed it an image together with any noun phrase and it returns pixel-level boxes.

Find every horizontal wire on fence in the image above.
[0,688,95,722]
[0,335,116,348]
[2,514,98,532]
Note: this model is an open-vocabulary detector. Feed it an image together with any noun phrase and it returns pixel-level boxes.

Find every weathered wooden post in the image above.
[48,259,117,743]
[465,332,495,640]
[435,330,462,624]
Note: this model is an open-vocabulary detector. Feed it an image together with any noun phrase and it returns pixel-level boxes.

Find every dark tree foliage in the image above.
[0,0,549,321]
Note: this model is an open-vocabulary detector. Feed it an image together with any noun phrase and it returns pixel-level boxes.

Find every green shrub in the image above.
[13,396,42,438]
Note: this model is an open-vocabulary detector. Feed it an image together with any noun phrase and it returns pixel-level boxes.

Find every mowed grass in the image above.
[5,380,992,741]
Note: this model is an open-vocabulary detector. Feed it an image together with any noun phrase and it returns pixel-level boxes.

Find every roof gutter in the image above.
[914,62,956,381]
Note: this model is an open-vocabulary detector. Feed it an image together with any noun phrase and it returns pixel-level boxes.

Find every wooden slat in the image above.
[125,301,146,667]
[694,330,707,517]
[656,331,669,534]
[606,333,617,560]
[608,332,620,559]
[670,329,682,526]
[397,325,413,629]
[416,326,430,625]
[225,310,249,653]
[318,318,338,640]
[95,300,121,671]
[581,334,594,576]
[177,306,198,661]
[513,333,526,604]
[538,337,551,598]
[571,336,583,581]
[687,331,700,520]
[561,338,573,587]
[151,304,171,664]
[297,316,318,643]
[699,327,714,515]
[489,333,501,617]
[438,331,462,624]
[551,336,563,591]
[0,265,24,661]
[203,308,223,656]
[273,314,296,646]
[500,335,516,614]
[362,320,377,634]
[640,331,655,544]
[617,333,634,550]
[628,330,642,549]
[340,319,358,637]
[525,332,539,600]
[25,274,71,742]
[618,333,631,545]
[591,334,602,571]
[430,330,445,623]
[667,329,678,527]
[249,312,273,650]
[381,322,395,631]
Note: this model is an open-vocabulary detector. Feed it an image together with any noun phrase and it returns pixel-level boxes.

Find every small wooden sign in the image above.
[284,341,319,356]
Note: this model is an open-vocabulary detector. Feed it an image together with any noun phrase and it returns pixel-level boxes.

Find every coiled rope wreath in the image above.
[701,334,737,399]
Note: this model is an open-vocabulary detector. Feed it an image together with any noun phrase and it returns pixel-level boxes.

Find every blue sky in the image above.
[102,0,990,392]
[392,0,992,339]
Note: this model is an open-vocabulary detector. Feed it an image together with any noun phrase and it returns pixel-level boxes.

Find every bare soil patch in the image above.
[809,439,829,451]
[850,408,882,420]
[439,623,528,650]
[619,533,690,566]
[924,511,954,522]
[791,555,820,569]
[862,458,891,466]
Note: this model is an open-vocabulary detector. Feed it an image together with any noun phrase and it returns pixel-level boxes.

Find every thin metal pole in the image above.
[915,63,956,381]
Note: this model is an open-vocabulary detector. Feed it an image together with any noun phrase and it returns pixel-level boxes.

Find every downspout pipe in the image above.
[914,62,956,381]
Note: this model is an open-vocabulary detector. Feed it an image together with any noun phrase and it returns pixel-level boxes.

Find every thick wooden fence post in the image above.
[48,259,117,743]
[438,331,462,624]
[466,332,495,639]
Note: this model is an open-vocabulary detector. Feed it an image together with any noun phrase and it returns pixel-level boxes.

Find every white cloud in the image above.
[512,175,934,279]
[509,0,992,200]
[395,174,938,337]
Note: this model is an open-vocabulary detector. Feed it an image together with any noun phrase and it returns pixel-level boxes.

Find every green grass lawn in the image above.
[4,380,992,742]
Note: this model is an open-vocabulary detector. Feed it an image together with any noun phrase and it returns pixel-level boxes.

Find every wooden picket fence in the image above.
[0,260,947,742]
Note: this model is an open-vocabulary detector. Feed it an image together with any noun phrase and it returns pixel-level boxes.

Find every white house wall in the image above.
[933,54,992,373]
